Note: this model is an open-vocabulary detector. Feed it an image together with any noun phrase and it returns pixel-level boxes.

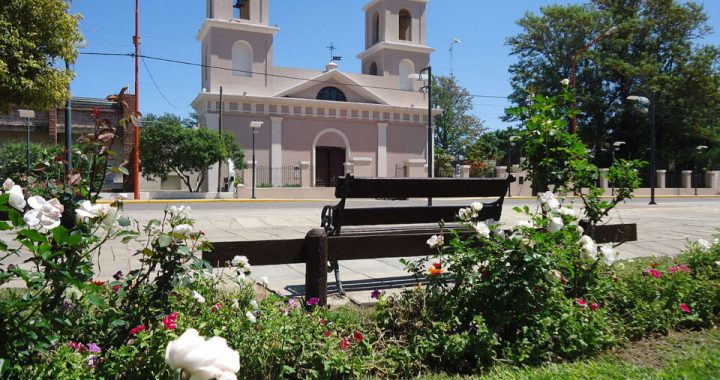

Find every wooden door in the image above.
[316,147,345,187]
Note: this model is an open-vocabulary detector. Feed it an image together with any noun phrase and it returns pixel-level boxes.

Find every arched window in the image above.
[399,9,411,41]
[369,62,378,76]
[233,0,250,20]
[316,87,347,102]
[232,41,252,77]
[372,12,380,44]
[399,59,415,90]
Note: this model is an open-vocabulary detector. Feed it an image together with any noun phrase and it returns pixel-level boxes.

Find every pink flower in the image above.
[129,325,146,335]
[323,330,332,337]
[679,303,692,314]
[576,298,588,307]
[353,331,364,342]
[163,312,178,330]
[307,297,320,306]
[590,303,600,311]
[339,338,350,350]
[112,285,122,292]
[211,303,222,313]
[668,265,691,274]
[644,269,663,278]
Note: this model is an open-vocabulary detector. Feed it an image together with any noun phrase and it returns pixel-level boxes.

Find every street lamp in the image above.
[410,66,434,206]
[570,26,617,133]
[611,141,625,196]
[627,95,655,204]
[695,145,708,196]
[249,120,263,199]
[18,110,35,174]
[450,38,461,77]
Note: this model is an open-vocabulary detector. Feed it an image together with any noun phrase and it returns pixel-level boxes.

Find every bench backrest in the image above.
[324,174,515,234]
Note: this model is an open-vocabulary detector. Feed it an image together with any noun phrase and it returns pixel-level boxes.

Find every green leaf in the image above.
[118,217,131,227]
[86,293,107,308]
[51,226,69,243]
[158,234,173,248]
[19,229,48,243]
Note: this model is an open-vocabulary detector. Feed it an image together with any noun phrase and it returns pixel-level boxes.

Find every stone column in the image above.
[709,171,720,194]
[352,157,372,177]
[270,117,283,186]
[460,165,471,178]
[495,166,508,179]
[599,168,609,189]
[656,170,667,189]
[205,113,220,192]
[343,162,354,176]
[511,164,520,174]
[377,123,388,177]
[682,170,692,188]
[405,159,426,177]
[299,161,310,188]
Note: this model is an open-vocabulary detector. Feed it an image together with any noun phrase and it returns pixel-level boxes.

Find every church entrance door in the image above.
[315,147,345,187]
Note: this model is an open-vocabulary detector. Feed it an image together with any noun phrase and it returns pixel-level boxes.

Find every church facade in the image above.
[192,0,437,189]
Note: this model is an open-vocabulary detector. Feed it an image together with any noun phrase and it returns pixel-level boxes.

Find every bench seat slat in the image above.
[335,177,510,199]
[340,205,502,226]
[206,239,306,267]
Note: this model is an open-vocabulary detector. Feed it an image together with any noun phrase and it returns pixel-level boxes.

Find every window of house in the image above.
[399,59,415,90]
[372,12,380,44]
[317,87,347,102]
[233,0,250,20]
[399,9,411,41]
[369,62,378,76]
[232,41,252,77]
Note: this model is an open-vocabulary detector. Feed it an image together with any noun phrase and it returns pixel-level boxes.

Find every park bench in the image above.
[205,174,515,305]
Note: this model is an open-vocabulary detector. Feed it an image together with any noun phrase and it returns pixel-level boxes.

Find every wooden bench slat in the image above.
[340,204,502,226]
[335,176,511,199]
[205,239,306,267]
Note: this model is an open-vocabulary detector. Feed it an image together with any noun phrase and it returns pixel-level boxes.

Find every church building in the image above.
[192,0,437,189]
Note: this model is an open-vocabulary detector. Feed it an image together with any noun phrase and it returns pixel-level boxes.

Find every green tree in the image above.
[0,142,63,185]
[467,127,523,165]
[0,0,82,112]
[506,0,720,170]
[432,76,485,157]
[139,113,245,192]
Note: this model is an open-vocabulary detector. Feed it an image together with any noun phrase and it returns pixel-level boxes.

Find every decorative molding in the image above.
[196,18,279,42]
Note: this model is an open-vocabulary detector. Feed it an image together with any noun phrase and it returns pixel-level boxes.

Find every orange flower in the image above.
[428,264,444,277]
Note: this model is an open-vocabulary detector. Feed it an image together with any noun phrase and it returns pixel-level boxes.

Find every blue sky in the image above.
[69,0,720,131]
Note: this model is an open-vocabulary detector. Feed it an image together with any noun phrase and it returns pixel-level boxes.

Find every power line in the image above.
[80,51,509,99]
[141,56,189,110]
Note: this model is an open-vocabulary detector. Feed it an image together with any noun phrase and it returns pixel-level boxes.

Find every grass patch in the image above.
[420,328,720,379]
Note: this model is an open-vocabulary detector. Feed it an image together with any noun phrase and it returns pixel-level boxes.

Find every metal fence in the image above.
[252,166,302,188]
[634,170,709,188]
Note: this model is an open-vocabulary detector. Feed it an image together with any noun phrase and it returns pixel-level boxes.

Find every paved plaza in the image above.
[4,197,720,304]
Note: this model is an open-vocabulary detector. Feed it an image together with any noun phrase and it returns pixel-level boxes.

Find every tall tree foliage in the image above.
[139,113,245,192]
[432,76,485,158]
[507,0,720,170]
[0,0,82,112]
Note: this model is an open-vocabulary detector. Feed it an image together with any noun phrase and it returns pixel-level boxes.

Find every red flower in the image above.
[129,325,146,335]
[162,312,178,330]
[576,298,588,307]
[211,303,222,313]
[428,264,444,277]
[92,280,106,286]
[668,265,691,274]
[320,319,328,326]
[679,303,692,314]
[433,262,442,270]
[339,338,350,350]
[323,330,332,337]
[590,303,600,311]
[353,331,364,342]
[644,269,662,278]
[112,285,122,292]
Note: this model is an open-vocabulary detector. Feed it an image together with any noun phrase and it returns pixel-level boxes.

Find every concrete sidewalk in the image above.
[4,199,720,305]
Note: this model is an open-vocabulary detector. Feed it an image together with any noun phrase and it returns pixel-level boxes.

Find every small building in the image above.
[192,0,438,189]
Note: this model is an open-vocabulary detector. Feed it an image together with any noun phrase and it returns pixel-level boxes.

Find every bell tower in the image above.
[199,0,278,92]
[358,0,434,88]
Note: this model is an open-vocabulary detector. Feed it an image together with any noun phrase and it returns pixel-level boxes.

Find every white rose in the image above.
[75,200,114,224]
[557,207,576,218]
[245,311,257,323]
[231,299,240,309]
[548,217,563,233]
[173,224,194,237]
[7,185,26,211]
[249,300,259,310]
[517,220,534,228]
[236,273,246,282]
[191,290,206,304]
[259,276,269,286]
[458,207,476,222]
[3,178,15,191]
[24,196,63,231]
[231,255,251,271]
[470,202,483,213]
[697,239,711,249]
[545,269,562,283]
[561,78,570,86]
[426,234,444,248]
[473,221,491,238]
[600,244,618,266]
[579,235,595,247]
[165,329,240,380]
[543,198,561,212]
[575,225,584,235]
[581,243,597,261]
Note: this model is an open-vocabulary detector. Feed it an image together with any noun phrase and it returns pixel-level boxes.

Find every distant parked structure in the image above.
[193,0,438,189]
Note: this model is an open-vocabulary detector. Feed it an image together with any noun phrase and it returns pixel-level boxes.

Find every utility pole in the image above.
[133,0,141,199]
[217,86,223,193]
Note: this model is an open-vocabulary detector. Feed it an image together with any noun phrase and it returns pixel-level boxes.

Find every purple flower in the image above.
[288,298,299,309]
[113,270,124,280]
[87,355,99,369]
[87,343,101,353]
[61,299,75,313]
[370,289,385,299]
[307,297,320,306]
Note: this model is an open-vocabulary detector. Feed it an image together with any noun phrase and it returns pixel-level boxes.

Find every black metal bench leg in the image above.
[329,260,346,295]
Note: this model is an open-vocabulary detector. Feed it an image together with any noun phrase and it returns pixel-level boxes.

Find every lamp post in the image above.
[18,110,36,174]
[611,141,625,196]
[695,145,708,196]
[410,66,434,206]
[570,26,617,133]
[450,38,461,77]
[249,121,263,199]
[627,95,655,204]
